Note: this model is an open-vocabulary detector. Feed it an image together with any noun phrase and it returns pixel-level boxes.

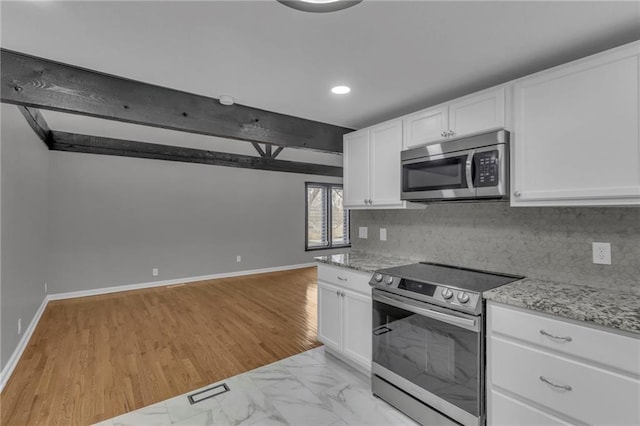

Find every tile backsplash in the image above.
[351,203,640,291]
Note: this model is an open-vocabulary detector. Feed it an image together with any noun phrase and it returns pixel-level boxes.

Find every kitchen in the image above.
[1,1,639,425]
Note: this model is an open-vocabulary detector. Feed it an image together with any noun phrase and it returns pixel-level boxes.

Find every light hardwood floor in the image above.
[0,267,321,425]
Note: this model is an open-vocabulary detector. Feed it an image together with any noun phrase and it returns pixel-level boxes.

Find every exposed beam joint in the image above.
[50,131,342,177]
[252,142,266,158]
[17,106,54,149]
[1,49,351,154]
[272,146,285,159]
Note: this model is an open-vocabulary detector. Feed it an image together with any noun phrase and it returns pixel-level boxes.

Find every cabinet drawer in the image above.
[491,336,640,426]
[317,263,371,294]
[489,303,640,375]
[490,390,570,426]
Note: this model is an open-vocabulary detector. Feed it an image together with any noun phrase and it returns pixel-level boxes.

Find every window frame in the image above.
[304,182,351,251]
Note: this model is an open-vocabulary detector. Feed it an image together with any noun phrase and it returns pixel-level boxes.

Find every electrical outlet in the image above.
[236,255,242,263]
[592,242,611,265]
[380,228,387,241]
[44,282,47,294]
[18,318,22,335]
[152,268,159,276]
[358,227,368,239]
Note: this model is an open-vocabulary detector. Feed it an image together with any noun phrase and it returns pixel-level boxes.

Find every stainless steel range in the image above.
[369,262,523,426]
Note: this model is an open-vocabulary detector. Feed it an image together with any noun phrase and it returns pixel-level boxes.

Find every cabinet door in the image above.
[491,336,640,426]
[512,43,640,206]
[317,281,343,352]
[370,120,404,207]
[448,87,505,139]
[403,105,449,149]
[490,390,570,426]
[342,288,372,371]
[343,129,370,207]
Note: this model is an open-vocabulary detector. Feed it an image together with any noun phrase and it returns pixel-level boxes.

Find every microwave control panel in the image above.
[474,150,499,187]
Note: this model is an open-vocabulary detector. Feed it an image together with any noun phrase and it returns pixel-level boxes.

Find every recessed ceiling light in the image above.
[331,86,351,95]
[277,0,362,13]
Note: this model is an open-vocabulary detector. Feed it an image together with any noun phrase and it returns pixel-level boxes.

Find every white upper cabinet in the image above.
[403,87,506,149]
[370,120,404,206]
[344,119,413,209]
[448,88,506,138]
[402,105,449,148]
[343,129,370,207]
[512,41,640,206]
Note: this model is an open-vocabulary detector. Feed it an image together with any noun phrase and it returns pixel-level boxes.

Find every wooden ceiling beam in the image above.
[50,131,343,177]
[1,49,351,154]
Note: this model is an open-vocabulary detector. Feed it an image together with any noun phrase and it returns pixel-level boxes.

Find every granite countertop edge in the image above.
[314,251,640,336]
[483,278,640,336]
[314,250,414,273]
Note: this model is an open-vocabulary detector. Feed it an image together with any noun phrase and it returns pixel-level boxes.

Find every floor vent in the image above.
[187,383,230,405]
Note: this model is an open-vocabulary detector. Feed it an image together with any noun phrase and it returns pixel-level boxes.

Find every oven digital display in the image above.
[397,279,436,296]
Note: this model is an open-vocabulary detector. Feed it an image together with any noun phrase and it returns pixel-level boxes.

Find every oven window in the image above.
[402,156,467,192]
[372,299,480,416]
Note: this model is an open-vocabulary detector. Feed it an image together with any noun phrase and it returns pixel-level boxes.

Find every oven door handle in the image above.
[373,292,479,332]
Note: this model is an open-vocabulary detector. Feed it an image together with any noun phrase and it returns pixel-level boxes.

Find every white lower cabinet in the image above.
[317,282,343,351]
[487,302,640,426]
[490,390,570,426]
[342,289,372,368]
[317,263,372,373]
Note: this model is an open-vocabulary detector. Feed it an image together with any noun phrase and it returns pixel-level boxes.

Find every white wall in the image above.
[0,105,49,369]
[46,144,344,294]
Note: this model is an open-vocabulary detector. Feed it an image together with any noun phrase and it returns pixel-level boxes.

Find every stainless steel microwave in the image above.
[401,129,509,202]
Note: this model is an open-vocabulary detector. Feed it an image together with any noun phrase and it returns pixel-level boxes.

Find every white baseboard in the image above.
[47,262,316,301]
[0,295,48,393]
[0,262,316,392]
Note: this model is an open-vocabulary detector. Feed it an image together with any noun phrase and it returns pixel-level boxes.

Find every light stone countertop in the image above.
[314,251,414,273]
[484,278,640,335]
[315,250,640,336]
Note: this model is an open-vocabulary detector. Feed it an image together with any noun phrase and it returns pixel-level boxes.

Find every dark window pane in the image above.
[305,182,349,250]
[307,186,328,247]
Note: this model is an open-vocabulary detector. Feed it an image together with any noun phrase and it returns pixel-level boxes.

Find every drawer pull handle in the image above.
[337,276,347,281]
[539,329,572,342]
[540,376,572,391]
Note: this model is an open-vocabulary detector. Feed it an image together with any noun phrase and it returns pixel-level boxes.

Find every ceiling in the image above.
[1,1,639,132]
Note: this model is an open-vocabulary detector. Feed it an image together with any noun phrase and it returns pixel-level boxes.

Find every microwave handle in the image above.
[466,150,475,190]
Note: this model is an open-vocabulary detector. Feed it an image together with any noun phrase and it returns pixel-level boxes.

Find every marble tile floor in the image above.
[94,346,419,426]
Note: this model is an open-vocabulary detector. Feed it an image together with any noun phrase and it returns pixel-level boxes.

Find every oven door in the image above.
[372,290,483,426]
[401,150,475,201]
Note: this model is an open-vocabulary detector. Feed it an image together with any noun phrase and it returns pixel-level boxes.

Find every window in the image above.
[305,182,350,250]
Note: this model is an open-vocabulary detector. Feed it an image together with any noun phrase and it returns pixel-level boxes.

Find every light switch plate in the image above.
[358,227,368,239]
[380,228,387,241]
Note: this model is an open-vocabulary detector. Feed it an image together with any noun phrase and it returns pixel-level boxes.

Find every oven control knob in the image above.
[441,288,453,299]
[384,276,394,286]
[374,273,383,282]
[457,292,470,304]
